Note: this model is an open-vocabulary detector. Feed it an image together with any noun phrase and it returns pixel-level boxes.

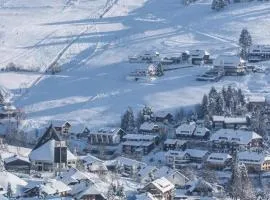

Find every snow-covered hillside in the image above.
[1,0,270,129]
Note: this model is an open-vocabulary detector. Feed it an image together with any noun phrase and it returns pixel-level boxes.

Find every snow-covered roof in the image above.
[123,134,156,141]
[194,127,209,136]
[122,141,153,147]
[190,49,209,58]
[167,149,208,159]
[210,129,262,145]
[43,179,71,194]
[138,166,157,178]
[29,139,76,162]
[76,185,105,199]
[207,153,232,163]
[29,139,55,162]
[214,55,244,66]
[164,139,178,145]
[154,111,172,118]
[88,162,108,172]
[151,177,174,193]
[237,151,264,165]
[248,95,266,103]
[116,156,146,167]
[175,122,196,135]
[140,122,159,131]
[0,171,27,196]
[58,168,93,185]
[4,155,30,164]
[90,127,122,136]
[185,149,208,158]
[166,150,186,159]
[153,166,174,179]
[212,115,225,122]
[80,154,103,165]
[224,117,247,124]
[187,178,213,193]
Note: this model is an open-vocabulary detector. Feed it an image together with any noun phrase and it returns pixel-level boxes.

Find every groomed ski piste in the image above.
[1,0,270,131]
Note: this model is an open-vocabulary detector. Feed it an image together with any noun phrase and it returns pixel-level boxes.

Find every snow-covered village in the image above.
[1,0,270,199]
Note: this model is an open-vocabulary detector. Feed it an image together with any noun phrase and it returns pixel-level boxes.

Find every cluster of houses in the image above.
[1,95,270,199]
[128,50,211,66]
[248,44,270,63]
[127,50,212,81]
[127,46,270,83]
[0,123,226,200]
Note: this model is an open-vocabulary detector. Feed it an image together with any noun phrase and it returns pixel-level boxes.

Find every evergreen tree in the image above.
[175,108,186,122]
[156,63,164,77]
[211,0,226,11]
[239,28,252,59]
[225,86,234,113]
[229,154,256,200]
[121,107,135,132]
[136,111,145,128]
[208,87,218,115]
[229,154,242,199]
[199,94,208,119]
[237,88,245,106]
[0,91,4,104]
[215,93,224,115]
[239,164,256,200]
[7,182,12,198]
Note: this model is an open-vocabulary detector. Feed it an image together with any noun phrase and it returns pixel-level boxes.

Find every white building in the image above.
[88,127,124,145]
[213,55,246,75]
[175,122,196,138]
[210,129,262,149]
[166,149,208,168]
[206,153,232,169]
[139,122,161,135]
[237,151,270,172]
[189,50,210,65]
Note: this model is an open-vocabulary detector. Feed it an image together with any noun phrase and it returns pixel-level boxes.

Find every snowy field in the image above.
[1,0,270,129]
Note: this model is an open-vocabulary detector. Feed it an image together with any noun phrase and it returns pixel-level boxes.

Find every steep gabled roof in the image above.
[33,124,62,150]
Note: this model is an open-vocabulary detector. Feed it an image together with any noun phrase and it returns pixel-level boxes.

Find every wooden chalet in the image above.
[141,177,175,200]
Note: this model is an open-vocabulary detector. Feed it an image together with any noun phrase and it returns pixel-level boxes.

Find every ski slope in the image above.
[1,0,270,129]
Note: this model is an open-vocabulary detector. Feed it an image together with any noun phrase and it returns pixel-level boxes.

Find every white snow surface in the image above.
[1,0,270,130]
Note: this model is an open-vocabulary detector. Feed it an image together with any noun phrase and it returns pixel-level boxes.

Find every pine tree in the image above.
[215,93,224,115]
[156,63,164,77]
[199,94,208,119]
[0,91,4,104]
[237,88,245,106]
[239,164,256,200]
[229,154,242,199]
[136,111,145,128]
[7,182,12,198]
[239,28,252,59]
[211,0,226,11]
[121,107,135,132]
[175,108,186,122]
[208,87,218,116]
[225,86,234,113]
